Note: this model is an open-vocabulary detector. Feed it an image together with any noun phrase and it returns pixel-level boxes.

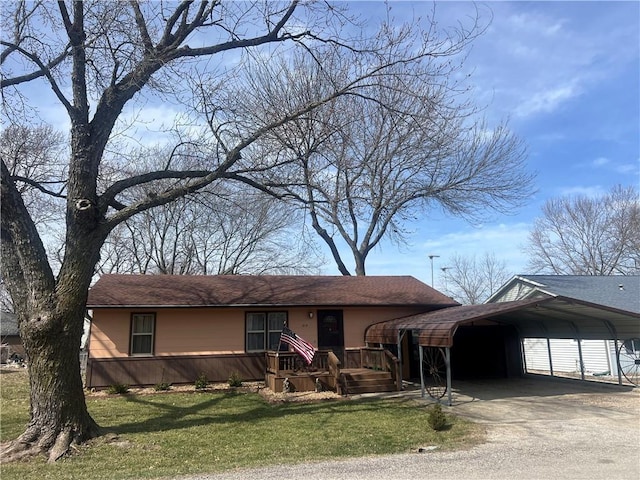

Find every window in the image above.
[246,311,287,352]
[131,313,155,356]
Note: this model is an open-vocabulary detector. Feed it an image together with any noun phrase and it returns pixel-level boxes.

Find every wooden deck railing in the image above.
[265,350,330,376]
[360,347,402,391]
[266,346,401,393]
[327,351,343,395]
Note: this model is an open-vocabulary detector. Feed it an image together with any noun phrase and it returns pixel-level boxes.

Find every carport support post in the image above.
[576,338,585,381]
[614,339,623,386]
[397,330,406,387]
[546,338,554,377]
[419,345,425,398]
[445,347,452,407]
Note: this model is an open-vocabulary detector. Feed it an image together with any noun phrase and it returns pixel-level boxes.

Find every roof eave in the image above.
[87,302,460,309]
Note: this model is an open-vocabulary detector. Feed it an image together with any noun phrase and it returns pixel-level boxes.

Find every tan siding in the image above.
[89,305,429,358]
[343,307,424,348]
[286,307,318,345]
[155,309,245,354]
[89,309,132,358]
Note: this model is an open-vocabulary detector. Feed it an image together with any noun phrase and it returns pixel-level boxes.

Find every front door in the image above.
[317,310,344,361]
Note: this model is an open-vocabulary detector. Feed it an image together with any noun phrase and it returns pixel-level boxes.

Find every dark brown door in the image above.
[317,310,344,360]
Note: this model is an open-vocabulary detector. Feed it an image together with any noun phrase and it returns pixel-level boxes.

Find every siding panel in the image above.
[523,338,612,373]
[87,353,265,388]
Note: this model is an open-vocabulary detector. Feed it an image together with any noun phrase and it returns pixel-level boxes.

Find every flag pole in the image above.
[277,319,288,357]
[274,325,285,380]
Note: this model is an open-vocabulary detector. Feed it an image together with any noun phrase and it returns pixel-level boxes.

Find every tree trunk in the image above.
[1,303,99,463]
[354,254,367,276]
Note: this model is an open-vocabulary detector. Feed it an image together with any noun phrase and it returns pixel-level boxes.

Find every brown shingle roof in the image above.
[87,274,459,308]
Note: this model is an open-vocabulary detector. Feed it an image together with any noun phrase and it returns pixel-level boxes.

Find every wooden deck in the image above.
[265,348,401,395]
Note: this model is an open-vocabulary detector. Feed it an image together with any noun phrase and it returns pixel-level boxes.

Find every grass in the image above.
[1,368,484,480]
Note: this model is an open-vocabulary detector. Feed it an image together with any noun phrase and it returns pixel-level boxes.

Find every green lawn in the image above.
[0,368,484,480]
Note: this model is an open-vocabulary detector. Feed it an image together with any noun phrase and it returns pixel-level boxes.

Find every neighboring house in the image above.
[1,311,23,362]
[85,274,458,389]
[487,275,640,377]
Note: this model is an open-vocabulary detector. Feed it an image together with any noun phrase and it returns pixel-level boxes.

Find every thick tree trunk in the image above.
[1,304,100,463]
[2,157,103,462]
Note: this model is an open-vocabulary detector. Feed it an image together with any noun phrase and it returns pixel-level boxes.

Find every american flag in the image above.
[280,326,315,364]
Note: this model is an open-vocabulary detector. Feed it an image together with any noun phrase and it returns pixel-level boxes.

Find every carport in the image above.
[364,296,640,405]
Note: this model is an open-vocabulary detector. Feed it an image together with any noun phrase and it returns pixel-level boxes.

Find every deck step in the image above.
[345,372,391,382]
[341,370,397,394]
[344,381,397,394]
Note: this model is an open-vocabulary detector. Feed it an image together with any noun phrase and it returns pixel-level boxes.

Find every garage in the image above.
[365,296,640,405]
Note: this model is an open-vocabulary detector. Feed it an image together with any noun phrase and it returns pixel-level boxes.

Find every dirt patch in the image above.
[86,381,264,397]
[86,381,343,403]
[259,388,342,404]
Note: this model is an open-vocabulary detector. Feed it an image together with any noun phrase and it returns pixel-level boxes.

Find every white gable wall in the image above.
[493,277,630,380]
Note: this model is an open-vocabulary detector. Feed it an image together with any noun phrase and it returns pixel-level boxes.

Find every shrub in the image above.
[154,368,171,391]
[106,383,129,395]
[228,371,243,388]
[427,403,448,431]
[154,382,171,391]
[194,372,209,390]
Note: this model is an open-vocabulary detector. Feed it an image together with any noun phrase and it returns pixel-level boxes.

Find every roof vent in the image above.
[619,284,624,291]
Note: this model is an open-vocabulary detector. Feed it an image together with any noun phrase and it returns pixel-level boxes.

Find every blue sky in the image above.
[330,1,640,287]
[8,1,638,287]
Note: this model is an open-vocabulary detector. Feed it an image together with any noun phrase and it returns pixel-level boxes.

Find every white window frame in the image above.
[245,311,287,352]
[130,313,155,356]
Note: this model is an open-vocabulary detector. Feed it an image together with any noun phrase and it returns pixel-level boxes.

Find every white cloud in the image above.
[515,83,580,117]
[108,102,214,153]
[576,157,639,177]
[420,223,530,263]
[373,223,531,283]
[456,2,638,121]
[558,185,606,198]
[615,163,639,175]
[592,157,610,167]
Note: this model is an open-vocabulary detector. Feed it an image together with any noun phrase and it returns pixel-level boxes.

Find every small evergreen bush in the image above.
[427,403,448,431]
[154,382,171,391]
[228,371,243,387]
[106,383,129,395]
[194,372,209,390]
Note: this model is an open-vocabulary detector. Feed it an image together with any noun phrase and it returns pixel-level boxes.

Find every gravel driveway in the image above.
[175,377,640,480]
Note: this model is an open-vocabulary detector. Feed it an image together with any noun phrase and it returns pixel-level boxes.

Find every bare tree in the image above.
[226,33,534,275]
[441,252,512,304]
[1,1,487,461]
[98,185,323,275]
[0,124,66,224]
[0,279,13,314]
[526,185,640,275]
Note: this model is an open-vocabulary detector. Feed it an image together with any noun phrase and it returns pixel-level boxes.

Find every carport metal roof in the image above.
[365,296,640,348]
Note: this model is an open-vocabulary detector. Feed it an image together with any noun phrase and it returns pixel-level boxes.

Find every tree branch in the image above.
[0,160,55,307]
[0,41,73,113]
[129,0,154,53]
[10,176,67,198]
[99,169,212,213]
